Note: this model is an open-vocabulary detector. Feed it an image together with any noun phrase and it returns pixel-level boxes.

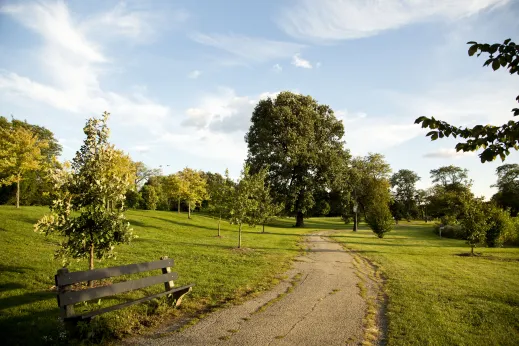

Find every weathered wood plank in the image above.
[58,272,178,306]
[56,259,174,286]
[75,284,194,320]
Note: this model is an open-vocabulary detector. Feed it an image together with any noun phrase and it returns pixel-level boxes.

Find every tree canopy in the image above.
[245,91,348,227]
[415,38,519,162]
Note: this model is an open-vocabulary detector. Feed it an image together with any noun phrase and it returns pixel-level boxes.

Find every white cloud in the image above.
[190,32,305,63]
[188,70,202,79]
[277,0,510,41]
[272,64,283,73]
[0,1,169,130]
[291,53,312,69]
[423,148,476,158]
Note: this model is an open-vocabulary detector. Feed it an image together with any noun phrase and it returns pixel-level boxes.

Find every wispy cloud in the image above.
[190,32,305,63]
[272,64,283,73]
[291,54,312,68]
[423,148,476,158]
[277,0,510,41]
[188,70,202,79]
[0,1,170,129]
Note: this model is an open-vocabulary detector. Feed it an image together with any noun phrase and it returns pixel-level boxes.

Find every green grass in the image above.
[0,206,349,345]
[331,222,519,346]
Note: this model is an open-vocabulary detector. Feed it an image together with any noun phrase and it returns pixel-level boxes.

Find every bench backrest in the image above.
[56,258,177,307]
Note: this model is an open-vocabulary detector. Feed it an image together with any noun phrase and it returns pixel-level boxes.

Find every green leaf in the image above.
[468,44,478,56]
[504,38,511,45]
[492,59,500,71]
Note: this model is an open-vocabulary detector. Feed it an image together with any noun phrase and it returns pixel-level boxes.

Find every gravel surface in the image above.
[124,232,367,346]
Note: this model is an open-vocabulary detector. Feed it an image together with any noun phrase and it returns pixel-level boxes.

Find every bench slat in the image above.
[74,285,194,320]
[58,272,178,307]
[56,259,174,286]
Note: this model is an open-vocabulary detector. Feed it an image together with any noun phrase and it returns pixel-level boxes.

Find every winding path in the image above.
[125,232,378,346]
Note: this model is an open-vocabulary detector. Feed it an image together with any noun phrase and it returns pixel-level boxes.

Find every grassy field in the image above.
[332,222,519,346]
[0,206,349,345]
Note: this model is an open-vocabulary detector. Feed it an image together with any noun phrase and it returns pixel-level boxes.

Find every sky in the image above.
[0,0,518,199]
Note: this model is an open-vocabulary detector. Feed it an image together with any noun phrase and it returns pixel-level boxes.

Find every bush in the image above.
[505,217,519,246]
[486,205,514,247]
[366,203,393,238]
[433,224,465,239]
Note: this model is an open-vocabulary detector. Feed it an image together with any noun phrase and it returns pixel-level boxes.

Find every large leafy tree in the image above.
[178,167,208,219]
[0,117,62,206]
[35,112,134,279]
[430,165,470,188]
[390,169,421,220]
[0,125,49,208]
[133,161,161,189]
[415,38,519,162]
[491,163,519,216]
[245,91,347,227]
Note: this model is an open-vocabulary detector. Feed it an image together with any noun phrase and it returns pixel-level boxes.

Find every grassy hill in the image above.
[0,206,333,345]
[1,206,519,345]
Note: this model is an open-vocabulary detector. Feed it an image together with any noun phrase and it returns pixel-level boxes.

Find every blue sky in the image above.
[0,0,518,198]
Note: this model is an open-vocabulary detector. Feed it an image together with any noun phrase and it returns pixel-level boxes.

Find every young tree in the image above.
[178,167,208,219]
[162,173,182,212]
[0,125,49,208]
[250,168,283,233]
[459,198,490,255]
[229,166,264,248]
[415,38,519,163]
[141,185,158,210]
[245,91,348,227]
[206,169,234,236]
[35,112,134,282]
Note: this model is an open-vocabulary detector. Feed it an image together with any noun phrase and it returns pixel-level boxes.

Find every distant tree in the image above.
[161,173,182,212]
[228,166,264,248]
[178,167,208,219]
[415,189,430,222]
[141,185,158,210]
[206,169,234,236]
[0,125,49,208]
[245,91,348,227]
[133,161,161,189]
[35,112,134,282]
[430,165,470,188]
[415,38,519,163]
[485,204,514,247]
[389,199,406,224]
[491,164,519,216]
[125,189,143,209]
[390,169,420,219]
[250,168,284,233]
[364,173,393,238]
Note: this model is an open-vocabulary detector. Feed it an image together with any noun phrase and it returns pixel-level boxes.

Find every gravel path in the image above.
[124,232,371,346]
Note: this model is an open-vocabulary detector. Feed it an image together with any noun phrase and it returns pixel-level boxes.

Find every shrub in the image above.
[433,224,465,239]
[366,203,393,238]
[505,217,519,246]
[486,205,514,247]
[459,198,489,255]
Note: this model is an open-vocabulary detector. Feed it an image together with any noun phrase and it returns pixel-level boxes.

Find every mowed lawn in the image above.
[0,206,348,345]
[332,222,519,346]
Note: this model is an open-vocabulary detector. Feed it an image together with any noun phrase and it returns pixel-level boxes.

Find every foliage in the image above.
[365,199,393,238]
[432,224,464,239]
[245,91,348,227]
[204,169,235,235]
[415,38,519,162]
[178,167,208,218]
[125,189,143,209]
[390,169,420,219]
[486,204,514,247]
[491,163,519,216]
[140,185,158,210]
[459,198,490,254]
[228,165,265,247]
[0,124,49,208]
[430,165,470,187]
[34,112,134,269]
[250,168,284,232]
[389,199,406,223]
[133,161,161,189]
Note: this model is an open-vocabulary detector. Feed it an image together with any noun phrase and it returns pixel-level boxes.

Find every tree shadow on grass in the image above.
[0,289,55,311]
[128,219,161,230]
[143,216,217,232]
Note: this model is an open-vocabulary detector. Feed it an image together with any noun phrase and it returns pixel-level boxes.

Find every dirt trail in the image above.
[124,232,382,346]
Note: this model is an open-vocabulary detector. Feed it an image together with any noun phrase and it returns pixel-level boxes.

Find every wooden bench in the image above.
[55,256,193,322]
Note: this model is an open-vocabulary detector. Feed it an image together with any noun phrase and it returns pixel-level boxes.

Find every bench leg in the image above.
[171,286,192,307]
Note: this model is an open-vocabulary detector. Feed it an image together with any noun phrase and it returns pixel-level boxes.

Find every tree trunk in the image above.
[238,224,242,248]
[177,198,180,214]
[295,211,305,227]
[188,203,191,219]
[88,243,95,287]
[471,245,474,256]
[353,212,358,232]
[218,216,221,237]
[262,222,265,233]
[16,177,20,209]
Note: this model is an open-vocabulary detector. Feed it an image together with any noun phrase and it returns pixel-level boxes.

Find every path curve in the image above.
[125,232,372,346]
